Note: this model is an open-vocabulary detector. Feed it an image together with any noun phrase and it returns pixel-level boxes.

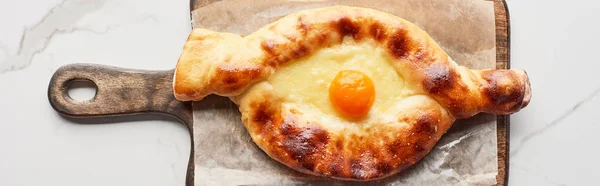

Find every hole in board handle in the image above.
[67,79,97,102]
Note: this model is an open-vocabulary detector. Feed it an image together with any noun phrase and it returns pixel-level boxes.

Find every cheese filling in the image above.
[268,39,406,121]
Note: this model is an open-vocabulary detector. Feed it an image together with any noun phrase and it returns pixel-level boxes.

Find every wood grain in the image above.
[189,0,511,185]
[47,0,510,185]
[47,63,197,185]
[468,1,511,185]
[490,0,511,185]
[48,64,193,125]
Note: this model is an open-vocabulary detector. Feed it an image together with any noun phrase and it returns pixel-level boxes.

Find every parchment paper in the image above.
[191,0,498,185]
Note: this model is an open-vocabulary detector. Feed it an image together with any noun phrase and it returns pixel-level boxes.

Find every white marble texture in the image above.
[0,0,191,185]
[0,0,597,185]
[508,0,600,185]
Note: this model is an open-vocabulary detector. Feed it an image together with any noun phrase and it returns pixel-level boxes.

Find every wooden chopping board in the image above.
[47,0,511,185]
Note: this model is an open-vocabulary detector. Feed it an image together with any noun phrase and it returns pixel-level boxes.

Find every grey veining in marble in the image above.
[2,0,600,185]
[0,0,160,75]
[511,87,600,157]
[0,0,191,185]
[0,0,108,74]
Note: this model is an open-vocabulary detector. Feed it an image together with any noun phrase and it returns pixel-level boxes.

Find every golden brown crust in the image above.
[173,6,531,180]
[235,83,454,180]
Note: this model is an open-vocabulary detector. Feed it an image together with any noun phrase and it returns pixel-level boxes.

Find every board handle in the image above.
[47,63,193,126]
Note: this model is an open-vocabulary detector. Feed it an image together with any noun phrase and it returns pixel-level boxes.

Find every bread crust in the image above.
[173,6,531,180]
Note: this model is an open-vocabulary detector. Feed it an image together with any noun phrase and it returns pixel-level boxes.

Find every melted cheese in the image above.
[268,39,406,121]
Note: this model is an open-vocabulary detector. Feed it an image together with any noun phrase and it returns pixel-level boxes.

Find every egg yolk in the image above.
[329,70,376,118]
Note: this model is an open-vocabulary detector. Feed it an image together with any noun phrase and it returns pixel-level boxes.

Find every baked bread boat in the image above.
[173,6,531,181]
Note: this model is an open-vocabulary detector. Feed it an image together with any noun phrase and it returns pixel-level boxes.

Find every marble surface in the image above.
[0,0,597,185]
